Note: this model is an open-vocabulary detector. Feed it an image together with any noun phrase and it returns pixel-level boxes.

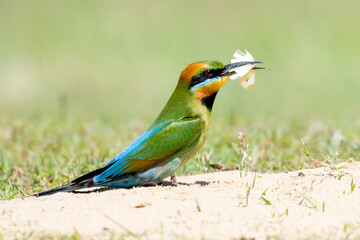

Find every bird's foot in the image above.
[159,175,178,187]
[170,175,178,187]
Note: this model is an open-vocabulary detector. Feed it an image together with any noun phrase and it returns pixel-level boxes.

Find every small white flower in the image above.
[229,50,258,90]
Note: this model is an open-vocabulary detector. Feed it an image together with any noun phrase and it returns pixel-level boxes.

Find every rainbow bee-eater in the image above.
[35,60,261,196]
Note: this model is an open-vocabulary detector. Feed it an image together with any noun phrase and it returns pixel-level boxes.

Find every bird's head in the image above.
[179,60,259,110]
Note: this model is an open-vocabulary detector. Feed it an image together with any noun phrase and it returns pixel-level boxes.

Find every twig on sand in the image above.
[97,208,137,237]
[209,163,237,171]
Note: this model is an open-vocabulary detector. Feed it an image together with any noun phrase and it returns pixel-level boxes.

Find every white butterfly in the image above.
[229,50,258,90]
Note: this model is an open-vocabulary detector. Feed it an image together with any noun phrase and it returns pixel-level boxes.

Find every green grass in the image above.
[1,115,359,200]
[0,0,360,201]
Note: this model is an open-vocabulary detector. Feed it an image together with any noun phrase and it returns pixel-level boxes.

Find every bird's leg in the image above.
[170,174,178,186]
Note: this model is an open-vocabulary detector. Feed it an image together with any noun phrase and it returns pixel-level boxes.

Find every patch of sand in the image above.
[1,162,360,239]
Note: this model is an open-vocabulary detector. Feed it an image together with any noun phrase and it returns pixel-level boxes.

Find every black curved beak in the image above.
[221,61,263,76]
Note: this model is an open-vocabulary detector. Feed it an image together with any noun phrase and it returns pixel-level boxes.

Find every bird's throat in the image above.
[200,92,218,111]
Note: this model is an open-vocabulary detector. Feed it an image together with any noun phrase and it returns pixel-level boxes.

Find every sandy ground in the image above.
[1,162,360,240]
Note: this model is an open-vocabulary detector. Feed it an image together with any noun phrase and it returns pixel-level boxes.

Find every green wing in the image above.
[122,117,204,173]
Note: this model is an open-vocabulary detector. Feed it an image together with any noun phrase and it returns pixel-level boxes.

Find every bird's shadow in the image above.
[72,180,211,195]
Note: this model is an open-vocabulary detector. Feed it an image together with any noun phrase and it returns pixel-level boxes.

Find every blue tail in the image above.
[33,162,115,197]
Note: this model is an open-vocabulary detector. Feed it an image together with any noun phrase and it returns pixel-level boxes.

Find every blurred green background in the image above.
[1,0,359,122]
[1,0,360,199]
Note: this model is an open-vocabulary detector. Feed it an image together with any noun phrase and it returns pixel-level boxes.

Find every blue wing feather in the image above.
[95,119,173,181]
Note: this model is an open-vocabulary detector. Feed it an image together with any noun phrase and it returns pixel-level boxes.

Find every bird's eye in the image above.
[204,70,213,77]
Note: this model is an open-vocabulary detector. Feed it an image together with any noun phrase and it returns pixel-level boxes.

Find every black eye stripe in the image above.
[189,74,204,88]
[189,68,223,89]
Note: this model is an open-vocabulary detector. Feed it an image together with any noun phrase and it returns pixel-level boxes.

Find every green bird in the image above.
[35,60,260,196]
